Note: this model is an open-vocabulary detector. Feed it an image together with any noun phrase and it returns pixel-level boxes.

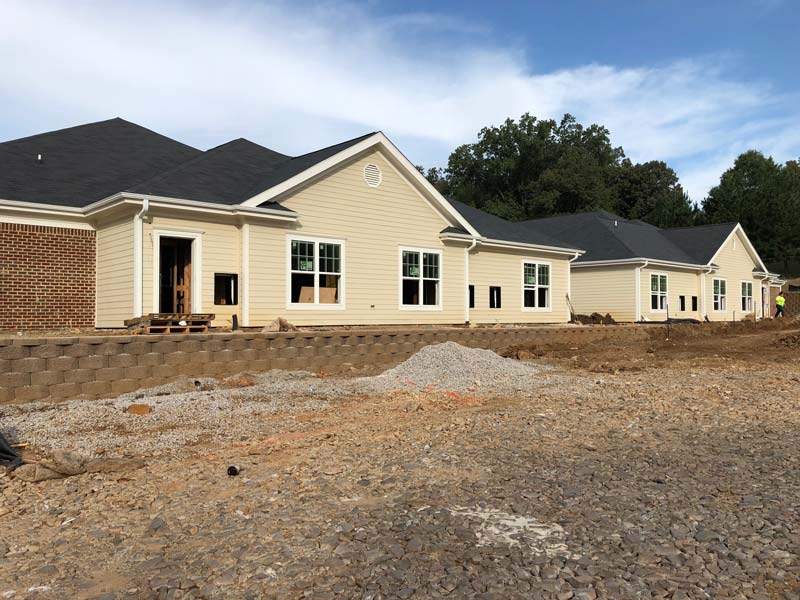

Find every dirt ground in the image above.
[2,320,800,599]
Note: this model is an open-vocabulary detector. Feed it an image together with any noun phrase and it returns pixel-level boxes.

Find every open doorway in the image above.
[159,237,193,313]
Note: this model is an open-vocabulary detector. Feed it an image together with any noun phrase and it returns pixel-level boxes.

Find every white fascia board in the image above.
[707,223,768,273]
[439,232,584,256]
[0,198,85,217]
[239,132,481,237]
[478,238,584,256]
[572,257,707,270]
[85,193,298,222]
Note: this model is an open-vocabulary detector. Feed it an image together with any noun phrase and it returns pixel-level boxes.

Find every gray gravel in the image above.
[1,343,555,456]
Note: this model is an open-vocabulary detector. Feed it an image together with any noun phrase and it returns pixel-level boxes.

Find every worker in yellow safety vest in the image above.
[775,291,786,318]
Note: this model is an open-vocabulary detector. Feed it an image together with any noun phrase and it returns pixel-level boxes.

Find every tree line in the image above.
[420,113,800,272]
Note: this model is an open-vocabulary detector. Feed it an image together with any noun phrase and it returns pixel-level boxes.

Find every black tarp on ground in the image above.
[0,432,22,469]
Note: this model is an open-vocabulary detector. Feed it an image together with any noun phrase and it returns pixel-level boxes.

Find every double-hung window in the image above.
[650,274,668,311]
[289,238,343,306]
[401,248,440,308]
[741,281,753,312]
[713,278,727,311]
[522,262,550,309]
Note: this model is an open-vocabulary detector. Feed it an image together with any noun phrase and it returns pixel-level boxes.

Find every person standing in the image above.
[775,290,786,318]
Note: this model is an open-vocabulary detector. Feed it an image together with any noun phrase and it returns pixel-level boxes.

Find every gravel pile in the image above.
[357,341,549,395]
[1,343,552,455]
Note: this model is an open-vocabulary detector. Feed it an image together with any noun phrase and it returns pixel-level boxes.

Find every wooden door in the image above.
[159,238,193,313]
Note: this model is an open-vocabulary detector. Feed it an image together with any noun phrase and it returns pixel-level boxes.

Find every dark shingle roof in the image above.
[0,120,376,208]
[251,133,376,199]
[660,223,738,264]
[447,199,580,250]
[129,138,290,205]
[521,212,700,264]
[0,118,201,207]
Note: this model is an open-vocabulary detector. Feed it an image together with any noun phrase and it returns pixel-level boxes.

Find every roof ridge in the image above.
[665,222,738,232]
[0,117,202,155]
[287,131,378,161]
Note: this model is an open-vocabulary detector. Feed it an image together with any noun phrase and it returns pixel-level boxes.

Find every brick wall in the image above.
[0,223,96,330]
[0,325,655,404]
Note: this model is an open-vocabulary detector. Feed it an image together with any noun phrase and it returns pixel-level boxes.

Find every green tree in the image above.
[703,151,786,264]
[611,160,696,227]
[442,113,624,220]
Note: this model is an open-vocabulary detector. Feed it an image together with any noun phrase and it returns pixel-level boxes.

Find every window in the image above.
[489,286,502,309]
[713,278,727,311]
[741,281,753,312]
[401,249,440,307]
[289,238,343,306]
[692,296,698,311]
[522,262,551,310]
[214,273,238,305]
[679,295,686,312]
[650,274,668,311]
[469,285,475,309]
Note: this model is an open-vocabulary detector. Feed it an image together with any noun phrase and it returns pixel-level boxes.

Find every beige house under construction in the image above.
[522,211,783,322]
[0,119,582,330]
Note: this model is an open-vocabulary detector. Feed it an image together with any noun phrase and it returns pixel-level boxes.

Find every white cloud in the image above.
[0,0,798,202]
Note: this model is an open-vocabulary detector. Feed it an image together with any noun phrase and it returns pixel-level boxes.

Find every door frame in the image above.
[151,229,203,313]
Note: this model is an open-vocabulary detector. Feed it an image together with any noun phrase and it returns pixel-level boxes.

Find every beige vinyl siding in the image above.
[248,148,466,326]
[705,229,762,321]
[570,266,637,322]
[640,267,701,321]
[96,216,134,327]
[468,246,571,324]
[142,211,242,327]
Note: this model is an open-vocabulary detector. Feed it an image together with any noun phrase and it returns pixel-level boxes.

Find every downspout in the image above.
[567,251,580,321]
[758,274,771,319]
[133,198,149,318]
[635,260,649,322]
[242,223,250,327]
[464,238,478,323]
[701,266,714,320]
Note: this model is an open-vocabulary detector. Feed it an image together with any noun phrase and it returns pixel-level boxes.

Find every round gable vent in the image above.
[363,163,383,188]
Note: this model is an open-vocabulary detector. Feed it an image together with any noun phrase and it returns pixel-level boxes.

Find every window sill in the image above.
[522,307,553,312]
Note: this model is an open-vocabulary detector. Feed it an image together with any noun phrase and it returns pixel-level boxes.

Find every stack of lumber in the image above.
[124,313,215,335]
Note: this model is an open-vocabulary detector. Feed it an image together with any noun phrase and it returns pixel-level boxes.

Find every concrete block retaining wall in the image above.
[0,325,655,404]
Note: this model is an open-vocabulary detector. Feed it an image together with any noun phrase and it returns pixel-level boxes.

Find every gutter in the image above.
[439,232,584,257]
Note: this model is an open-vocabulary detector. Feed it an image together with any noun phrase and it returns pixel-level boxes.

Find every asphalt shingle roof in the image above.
[0,118,202,207]
[660,223,738,264]
[0,119,375,208]
[129,138,290,205]
[447,199,579,250]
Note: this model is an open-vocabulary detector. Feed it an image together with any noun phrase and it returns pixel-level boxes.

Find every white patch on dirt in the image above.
[449,506,576,558]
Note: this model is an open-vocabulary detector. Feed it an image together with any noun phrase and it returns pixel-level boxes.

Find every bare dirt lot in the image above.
[2,321,800,599]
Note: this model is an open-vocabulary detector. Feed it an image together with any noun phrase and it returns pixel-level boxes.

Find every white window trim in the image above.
[740,280,754,313]
[520,259,553,313]
[285,234,346,311]
[151,229,203,314]
[649,272,669,314]
[712,277,727,312]
[398,246,443,311]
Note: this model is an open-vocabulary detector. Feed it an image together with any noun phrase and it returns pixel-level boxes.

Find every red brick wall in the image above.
[0,223,96,330]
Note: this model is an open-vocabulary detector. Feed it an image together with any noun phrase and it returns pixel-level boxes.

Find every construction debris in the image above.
[125,313,215,335]
[13,450,145,482]
[262,317,298,332]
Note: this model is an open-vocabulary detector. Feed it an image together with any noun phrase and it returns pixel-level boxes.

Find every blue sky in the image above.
[1,0,798,202]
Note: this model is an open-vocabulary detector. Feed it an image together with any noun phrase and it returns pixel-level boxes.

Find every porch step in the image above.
[125,313,215,335]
